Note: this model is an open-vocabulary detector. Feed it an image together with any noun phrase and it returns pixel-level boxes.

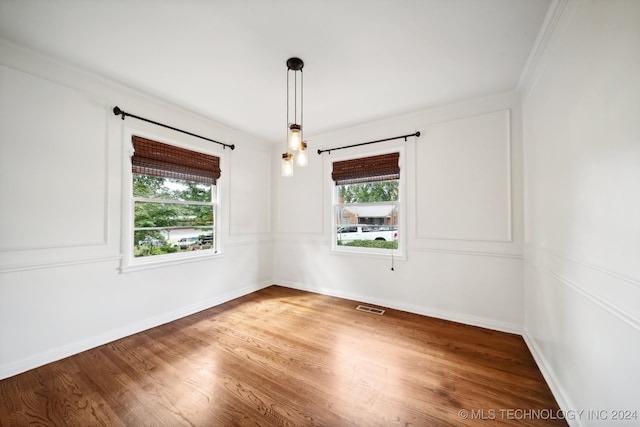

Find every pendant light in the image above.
[282,153,293,177]
[297,141,308,166]
[282,57,306,176]
[288,124,301,151]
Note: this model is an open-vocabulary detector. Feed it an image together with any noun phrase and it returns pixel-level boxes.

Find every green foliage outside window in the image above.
[133,175,214,257]
[338,181,398,203]
[337,240,398,249]
[337,180,399,250]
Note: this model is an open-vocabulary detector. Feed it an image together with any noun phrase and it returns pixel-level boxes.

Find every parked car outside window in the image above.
[172,236,199,249]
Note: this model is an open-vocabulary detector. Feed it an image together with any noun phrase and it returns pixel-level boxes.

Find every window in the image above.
[333,152,401,254]
[128,136,220,263]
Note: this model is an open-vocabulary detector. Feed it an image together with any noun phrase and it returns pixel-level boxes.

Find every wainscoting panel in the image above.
[415,109,512,242]
[0,65,109,251]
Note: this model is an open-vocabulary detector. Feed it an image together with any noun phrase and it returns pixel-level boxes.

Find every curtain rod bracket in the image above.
[112,106,235,150]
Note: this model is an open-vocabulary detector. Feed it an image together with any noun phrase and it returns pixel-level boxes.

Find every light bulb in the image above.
[288,124,301,151]
[297,141,308,166]
[281,152,293,177]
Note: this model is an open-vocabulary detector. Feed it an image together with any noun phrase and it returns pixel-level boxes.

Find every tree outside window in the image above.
[133,175,215,257]
[129,136,219,259]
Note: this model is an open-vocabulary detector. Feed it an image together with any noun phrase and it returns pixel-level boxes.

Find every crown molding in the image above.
[517,0,584,99]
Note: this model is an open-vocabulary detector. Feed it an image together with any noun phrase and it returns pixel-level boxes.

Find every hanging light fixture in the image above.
[297,141,308,166]
[288,124,301,152]
[282,57,306,176]
[281,153,294,177]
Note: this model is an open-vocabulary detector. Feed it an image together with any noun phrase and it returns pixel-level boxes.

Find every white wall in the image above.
[273,92,525,333]
[0,41,273,379]
[521,0,640,424]
[5,6,637,422]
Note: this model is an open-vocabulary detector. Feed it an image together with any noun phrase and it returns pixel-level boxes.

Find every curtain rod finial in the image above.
[113,106,125,120]
[415,131,421,137]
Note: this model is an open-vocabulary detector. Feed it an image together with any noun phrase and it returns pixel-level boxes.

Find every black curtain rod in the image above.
[112,106,235,150]
[316,131,420,155]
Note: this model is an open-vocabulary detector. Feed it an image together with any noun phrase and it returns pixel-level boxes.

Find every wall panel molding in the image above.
[415,109,512,242]
[525,244,640,332]
[0,64,110,250]
[526,244,639,288]
[228,147,272,236]
[408,246,522,260]
[0,255,122,274]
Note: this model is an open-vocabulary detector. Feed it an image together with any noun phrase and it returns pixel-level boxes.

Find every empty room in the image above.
[0,0,638,426]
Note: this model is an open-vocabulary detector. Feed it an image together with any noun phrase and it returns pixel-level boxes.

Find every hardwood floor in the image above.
[0,286,565,426]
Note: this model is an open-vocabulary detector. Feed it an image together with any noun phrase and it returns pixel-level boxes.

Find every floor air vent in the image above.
[356,305,385,315]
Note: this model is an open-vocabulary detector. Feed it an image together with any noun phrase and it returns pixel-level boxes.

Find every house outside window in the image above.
[124,135,221,269]
[332,151,402,254]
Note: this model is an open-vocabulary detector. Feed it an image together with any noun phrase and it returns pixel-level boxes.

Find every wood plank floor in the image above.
[0,286,565,426]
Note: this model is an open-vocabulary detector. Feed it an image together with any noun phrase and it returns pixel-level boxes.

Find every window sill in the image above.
[330,247,407,261]
[120,250,223,273]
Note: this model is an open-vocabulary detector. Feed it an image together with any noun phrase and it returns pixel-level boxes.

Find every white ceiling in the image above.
[0,0,551,144]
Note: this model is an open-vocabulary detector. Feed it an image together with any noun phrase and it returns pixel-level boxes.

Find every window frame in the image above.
[330,147,406,260]
[121,129,223,273]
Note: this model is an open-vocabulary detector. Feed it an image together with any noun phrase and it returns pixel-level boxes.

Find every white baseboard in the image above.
[1,279,522,380]
[0,281,271,380]
[522,328,581,427]
[276,280,522,335]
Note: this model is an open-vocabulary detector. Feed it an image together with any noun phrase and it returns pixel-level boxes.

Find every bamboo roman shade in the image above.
[131,136,221,185]
[332,152,400,185]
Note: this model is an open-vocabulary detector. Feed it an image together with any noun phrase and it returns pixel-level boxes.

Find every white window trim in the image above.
[120,128,223,273]
[329,146,407,260]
